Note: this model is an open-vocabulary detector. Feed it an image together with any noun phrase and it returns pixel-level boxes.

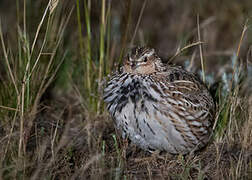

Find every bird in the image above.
[103,46,215,154]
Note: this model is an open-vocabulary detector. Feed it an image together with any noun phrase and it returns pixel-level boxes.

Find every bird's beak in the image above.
[131,61,136,69]
[131,61,141,70]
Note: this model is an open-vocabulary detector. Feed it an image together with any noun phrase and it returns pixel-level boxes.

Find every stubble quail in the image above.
[103,47,215,154]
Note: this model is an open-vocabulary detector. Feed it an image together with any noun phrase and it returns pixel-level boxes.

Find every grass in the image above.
[0,0,252,179]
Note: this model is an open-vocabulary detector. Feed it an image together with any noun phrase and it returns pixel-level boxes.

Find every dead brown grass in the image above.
[4,86,248,179]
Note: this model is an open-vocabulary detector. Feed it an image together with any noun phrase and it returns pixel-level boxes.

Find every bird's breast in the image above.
[104,73,160,115]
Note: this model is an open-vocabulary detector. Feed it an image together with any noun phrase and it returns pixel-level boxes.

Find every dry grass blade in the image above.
[0,105,19,111]
[0,21,19,95]
[49,0,59,14]
[28,18,50,80]
[118,0,132,64]
[229,20,248,92]
[186,50,196,71]
[168,41,205,63]
[83,0,92,99]
[31,1,50,56]
[97,0,106,114]
[130,0,147,46]
[19,81,25,157]
[197,14,206,83]
[70,154,102,180]
[32,6,74,113]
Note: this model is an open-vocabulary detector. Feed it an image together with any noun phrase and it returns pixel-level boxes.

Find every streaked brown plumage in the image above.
[104,47,215,154]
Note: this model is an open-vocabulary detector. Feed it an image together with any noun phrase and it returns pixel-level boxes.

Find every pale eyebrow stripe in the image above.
[138,49,155,61]
[129,49,155,62]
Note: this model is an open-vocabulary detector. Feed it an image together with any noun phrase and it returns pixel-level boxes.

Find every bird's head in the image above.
[123,47,164,74]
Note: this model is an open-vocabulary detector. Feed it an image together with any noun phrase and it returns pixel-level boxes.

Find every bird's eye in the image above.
[144,57,148,62]
[127,55,130,61]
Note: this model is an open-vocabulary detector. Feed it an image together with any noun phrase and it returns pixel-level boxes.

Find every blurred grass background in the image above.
[0,0,252,179]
